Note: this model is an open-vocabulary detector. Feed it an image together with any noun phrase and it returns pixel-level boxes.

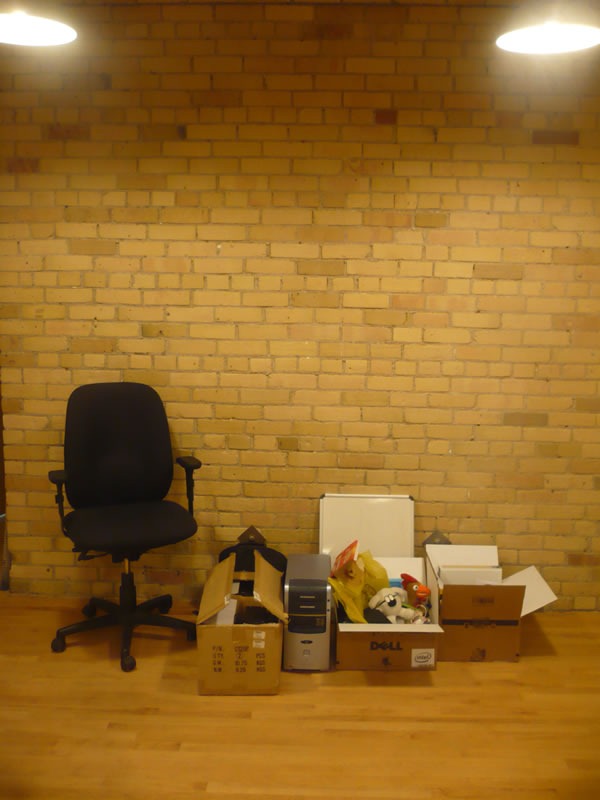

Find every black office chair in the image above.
[48,381,201,671]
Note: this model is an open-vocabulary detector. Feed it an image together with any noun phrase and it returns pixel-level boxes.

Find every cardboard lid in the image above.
[439,566,503,586]
[504,565,558,616]
[252,550,288,623]
[426,544,500,574]
[197,551,288,626]
[319,493,414,558]
[197,554,236,623]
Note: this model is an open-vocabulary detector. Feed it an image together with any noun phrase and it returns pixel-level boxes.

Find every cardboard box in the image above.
[319,493,443,671]
[196,551,288,694]
[426,544,557,662]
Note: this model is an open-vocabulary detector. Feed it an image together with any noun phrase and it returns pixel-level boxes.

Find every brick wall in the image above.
[1,0,599,609]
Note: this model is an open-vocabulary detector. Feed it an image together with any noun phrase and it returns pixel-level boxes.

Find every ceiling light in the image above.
[496,1,600,55]
[0,9,77,46]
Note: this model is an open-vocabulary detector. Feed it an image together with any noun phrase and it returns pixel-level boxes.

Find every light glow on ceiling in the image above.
[0,10,77,46]
[497,20,600,54]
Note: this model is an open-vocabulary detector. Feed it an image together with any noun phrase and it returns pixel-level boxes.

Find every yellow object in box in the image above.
[196,551,288,695]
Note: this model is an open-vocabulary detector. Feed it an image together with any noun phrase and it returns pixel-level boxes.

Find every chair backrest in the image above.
[63,382,174,509]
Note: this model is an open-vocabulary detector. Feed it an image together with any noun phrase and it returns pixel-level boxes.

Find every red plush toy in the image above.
[400,573,431,623]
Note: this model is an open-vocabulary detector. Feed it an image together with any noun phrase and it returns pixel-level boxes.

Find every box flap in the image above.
[503,565,558,616]
[440,566,503,586]
[338,622,444,634]
[197,554,236,624]
[426,544,500,576]
[319,493,414,558]
[252,550,288,623]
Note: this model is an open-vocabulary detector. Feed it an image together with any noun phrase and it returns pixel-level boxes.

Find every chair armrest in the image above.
[48,469,66,486]
[48,469,67,524]
[176,456,202,515]
[176,456,202,473]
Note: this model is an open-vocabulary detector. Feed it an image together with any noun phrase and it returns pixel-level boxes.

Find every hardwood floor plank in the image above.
[0,595,599,800]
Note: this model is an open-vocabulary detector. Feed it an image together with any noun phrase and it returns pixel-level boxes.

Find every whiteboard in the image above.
[319,493,414,559]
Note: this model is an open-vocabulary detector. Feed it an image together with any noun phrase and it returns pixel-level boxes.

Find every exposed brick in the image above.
[139,124,187,141]
[374,108,398,125]
[532,130,580,146]
[503,413,549,427]
[415,212,448,228]
[192,90,243,107]
[574,397,600,413]
[6,158,40,174]
[568,553,600,567]
[69,338,118,353]
[45,124,91,141]
[299,21,350,41]
[296,259,345,276]
[277,437,300,451]
[472,264,523,280]
[0,0,598,611]
[554,248,600,265]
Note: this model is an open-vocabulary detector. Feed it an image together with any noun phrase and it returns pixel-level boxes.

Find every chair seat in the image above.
[64,500,197,558]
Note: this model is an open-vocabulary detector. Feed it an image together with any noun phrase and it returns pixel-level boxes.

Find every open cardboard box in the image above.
[196,551,288,694]
[319,493,443,671]
[425,544,557,662]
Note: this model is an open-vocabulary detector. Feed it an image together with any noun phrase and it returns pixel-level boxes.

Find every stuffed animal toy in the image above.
[368,587,421,624]
[400,573,431,623]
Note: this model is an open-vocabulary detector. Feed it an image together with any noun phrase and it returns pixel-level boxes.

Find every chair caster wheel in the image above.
[51,636,66,653]
[121,653,136,672]
[158,598,172,614]
[82,602,96,618]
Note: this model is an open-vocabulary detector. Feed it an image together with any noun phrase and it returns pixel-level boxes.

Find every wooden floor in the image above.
[0,594,599,800]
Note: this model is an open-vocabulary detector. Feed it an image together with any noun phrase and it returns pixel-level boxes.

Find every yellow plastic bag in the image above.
[328,550,389,623]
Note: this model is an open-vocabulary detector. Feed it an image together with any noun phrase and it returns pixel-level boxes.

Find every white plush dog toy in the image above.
[368,587,420,624]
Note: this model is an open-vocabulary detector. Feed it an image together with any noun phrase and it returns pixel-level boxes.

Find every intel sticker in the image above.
[411,648,435,668]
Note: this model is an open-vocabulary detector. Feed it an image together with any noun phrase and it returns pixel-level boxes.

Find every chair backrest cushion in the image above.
[64,382,174,509]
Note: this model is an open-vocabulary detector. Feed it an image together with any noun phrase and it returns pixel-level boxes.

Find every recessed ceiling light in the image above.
[496,2,600,55]
[0,10,77,47]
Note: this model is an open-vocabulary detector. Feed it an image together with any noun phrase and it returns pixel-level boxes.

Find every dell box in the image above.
[319,493,443,671]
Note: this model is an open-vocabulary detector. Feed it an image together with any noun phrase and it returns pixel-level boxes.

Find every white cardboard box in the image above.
[319,493,443,671]
[439,566,503,585]
[426,544,557,661]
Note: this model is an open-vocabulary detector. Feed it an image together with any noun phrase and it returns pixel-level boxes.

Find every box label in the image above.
[411,648,436,669]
